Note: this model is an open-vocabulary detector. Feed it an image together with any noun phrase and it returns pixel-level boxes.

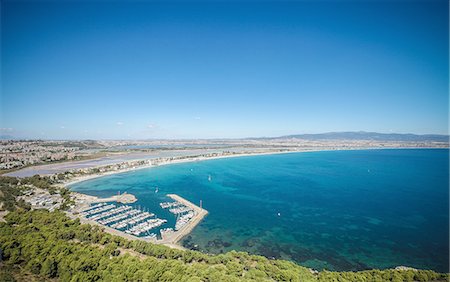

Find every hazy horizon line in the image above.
[1,130,449,142]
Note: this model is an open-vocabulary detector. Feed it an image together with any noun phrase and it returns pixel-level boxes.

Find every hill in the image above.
[272,131,449,142]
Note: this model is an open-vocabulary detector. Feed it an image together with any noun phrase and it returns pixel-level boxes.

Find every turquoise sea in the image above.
[70,149,449,272]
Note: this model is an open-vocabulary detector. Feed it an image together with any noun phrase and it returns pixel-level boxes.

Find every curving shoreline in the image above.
[62,146,448,188]
[63,149,306,187]
[63,147,448,251]
[62,147,395,187]
[6,147,448,273]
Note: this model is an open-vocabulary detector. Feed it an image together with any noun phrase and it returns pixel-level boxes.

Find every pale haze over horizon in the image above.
[1,1,448,140]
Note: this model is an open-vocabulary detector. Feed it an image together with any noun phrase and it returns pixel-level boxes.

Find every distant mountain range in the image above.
[1,131,449,142]
[270,131,449,142]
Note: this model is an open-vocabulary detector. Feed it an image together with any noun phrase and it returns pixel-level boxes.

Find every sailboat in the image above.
[208,175,212,182]
[155,186,159,193]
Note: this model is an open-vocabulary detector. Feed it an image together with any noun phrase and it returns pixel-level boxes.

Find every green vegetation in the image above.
[0,209,447,282]
[21,175,54,191]
[0,176,30,212]
[0,176,72,212]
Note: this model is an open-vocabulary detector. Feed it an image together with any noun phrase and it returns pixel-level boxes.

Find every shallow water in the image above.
[70,149,449,272]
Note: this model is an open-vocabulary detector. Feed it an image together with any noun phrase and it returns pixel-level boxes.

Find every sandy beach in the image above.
[63,148,317,187]
[64,146,408,187]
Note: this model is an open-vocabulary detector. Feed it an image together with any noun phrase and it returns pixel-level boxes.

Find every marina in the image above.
[74,193,208,247]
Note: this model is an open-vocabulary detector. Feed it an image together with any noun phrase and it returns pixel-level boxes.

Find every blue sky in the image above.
[1,0,448,139]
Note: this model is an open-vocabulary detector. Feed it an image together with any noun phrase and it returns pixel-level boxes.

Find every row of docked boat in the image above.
[169,206,193,214]
[160,201,182,209]
[81,204,115,217]
[160,200,196,232]
[160,227,174,237]
[125,218,167,236]
[110,211,154,229]
[88,205,132,221]
[98,209,140,225]
[160,200,194,215]
[80,203,106,213]
[175,211,195,230]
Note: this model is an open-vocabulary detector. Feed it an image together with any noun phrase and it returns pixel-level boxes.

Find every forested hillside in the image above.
[0,210,447,282]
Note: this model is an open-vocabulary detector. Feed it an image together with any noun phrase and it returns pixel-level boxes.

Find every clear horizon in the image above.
[1,1,448,139]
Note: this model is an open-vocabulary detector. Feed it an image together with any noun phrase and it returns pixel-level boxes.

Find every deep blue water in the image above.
[70,149,449,272]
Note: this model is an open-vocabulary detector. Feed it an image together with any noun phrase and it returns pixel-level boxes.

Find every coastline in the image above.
[63,146,447,187]
[62,148,363,249]
[63,147,361,187]
[61,147,448,250]
[4,147,449,272]
[63,149,304,187]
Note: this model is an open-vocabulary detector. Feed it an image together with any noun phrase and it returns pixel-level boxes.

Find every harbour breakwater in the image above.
[159,194,208,245]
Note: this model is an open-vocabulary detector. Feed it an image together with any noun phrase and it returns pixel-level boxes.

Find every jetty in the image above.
[91,192,137,204]
[72,192,138,214]
[159,194,209,245]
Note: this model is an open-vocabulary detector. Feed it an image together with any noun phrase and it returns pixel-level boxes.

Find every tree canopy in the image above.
[0,209,447,282]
